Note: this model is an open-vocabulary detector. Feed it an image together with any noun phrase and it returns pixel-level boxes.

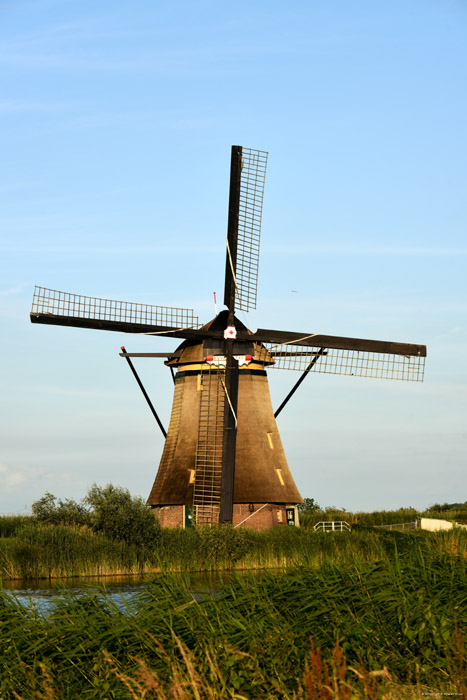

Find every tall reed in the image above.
[299,505,467,529]
[1,520,466,580]
[1,549,465,699]
[0,515,30,537]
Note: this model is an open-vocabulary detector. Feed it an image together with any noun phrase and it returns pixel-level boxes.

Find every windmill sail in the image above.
[253,329,426,382]
[30,286,199,337]
[220,145,267,524]
[264,344,425,381]
[224,147,268,313]
[235,147,268,312]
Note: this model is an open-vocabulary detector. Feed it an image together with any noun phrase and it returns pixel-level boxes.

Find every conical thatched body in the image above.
[147,312,303,528]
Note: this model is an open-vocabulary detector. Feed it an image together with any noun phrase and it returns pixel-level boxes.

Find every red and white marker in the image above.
[224,325,237,340]
[206,354,252,367]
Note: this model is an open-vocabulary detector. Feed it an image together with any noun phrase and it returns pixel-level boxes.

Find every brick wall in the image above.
[233,503,293,530]
[153,503,298,530]
[155,505,184,528]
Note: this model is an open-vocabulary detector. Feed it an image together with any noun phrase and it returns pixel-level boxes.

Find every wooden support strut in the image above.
[274,349,325,418]
[120,346,167,439]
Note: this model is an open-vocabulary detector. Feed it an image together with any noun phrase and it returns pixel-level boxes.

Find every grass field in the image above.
[1,547,465,699]
[1,508,465,698]
[1,517,466,579]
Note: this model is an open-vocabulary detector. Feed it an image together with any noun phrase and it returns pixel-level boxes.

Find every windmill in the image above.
[30,146,426,529]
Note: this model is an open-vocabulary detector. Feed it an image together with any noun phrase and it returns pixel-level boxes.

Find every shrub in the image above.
[84,483,161,548]
[298,497,321,513]
[31,493,92,527]
[30,485,162,548]
[0,515,30,538]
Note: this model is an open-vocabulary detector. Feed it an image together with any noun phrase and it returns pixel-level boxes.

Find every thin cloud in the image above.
[262,245,467,256]
[0,40,293,74]
[0,245,223,254]
[0,285,25,296]
[3,243,465,257]
[24,385,130,399]
[0,14,296,75]
[0,99,72,114]
[0,462,43,492]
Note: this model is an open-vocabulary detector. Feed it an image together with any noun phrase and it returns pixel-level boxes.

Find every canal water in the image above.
[1,571,237,615]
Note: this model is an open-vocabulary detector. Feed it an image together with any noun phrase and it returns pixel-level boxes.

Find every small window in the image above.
[267,432,274,449]
[277,510,283,522]
[188,469,196,484]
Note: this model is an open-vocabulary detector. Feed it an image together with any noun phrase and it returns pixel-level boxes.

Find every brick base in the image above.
[153,503,299,531]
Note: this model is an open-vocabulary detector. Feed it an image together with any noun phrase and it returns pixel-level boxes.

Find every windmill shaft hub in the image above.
[224,325,237,340]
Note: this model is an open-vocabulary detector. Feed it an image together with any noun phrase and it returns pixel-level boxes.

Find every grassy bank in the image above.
[1,519,466,580]
[299,505,467,529]
[1,550,465,699]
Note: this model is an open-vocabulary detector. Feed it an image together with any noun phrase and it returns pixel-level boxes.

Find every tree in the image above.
[32,492,91,527]
[297,498,321,513]
[31,484,161,547]
[84,483,161,547]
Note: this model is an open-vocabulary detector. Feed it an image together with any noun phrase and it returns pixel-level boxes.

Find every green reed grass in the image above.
[299,505,467,529]
[0,515,30,538]
[423,506,467,523]
[0,523,157,579]
[1,549,465,699]
[1,519,466,581]
[300,507,422,529]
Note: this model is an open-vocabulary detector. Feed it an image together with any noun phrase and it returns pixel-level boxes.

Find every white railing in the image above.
[313,521,351,532]
[374,521,418,531]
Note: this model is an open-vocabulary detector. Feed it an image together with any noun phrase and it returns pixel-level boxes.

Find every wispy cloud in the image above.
[0,99,72,114]
[0,285,25,296]
[301,299,467,314]
[3,243,465,257]
[24,385,129,399]
[0,11,295,75]
[0,461,76,512]
[0,462,53,494]
[262,245,467,256]
[0,462,26,489]
[0,244,223,255]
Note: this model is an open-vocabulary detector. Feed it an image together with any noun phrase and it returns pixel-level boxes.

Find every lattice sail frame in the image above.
[31,286,199,328]
[258,343,425,382]
[235,148,268,312]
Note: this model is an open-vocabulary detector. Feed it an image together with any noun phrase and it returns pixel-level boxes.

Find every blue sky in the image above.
[1,0,466,514]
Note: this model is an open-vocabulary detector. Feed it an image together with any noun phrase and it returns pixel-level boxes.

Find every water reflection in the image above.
[1,570,241,615]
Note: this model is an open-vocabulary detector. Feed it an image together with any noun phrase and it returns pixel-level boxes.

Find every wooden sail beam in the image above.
[224,145,242,317]
[30,312,206,340]
[219,345,239,524]
[250,329,426,357]
[31,311,426,359]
